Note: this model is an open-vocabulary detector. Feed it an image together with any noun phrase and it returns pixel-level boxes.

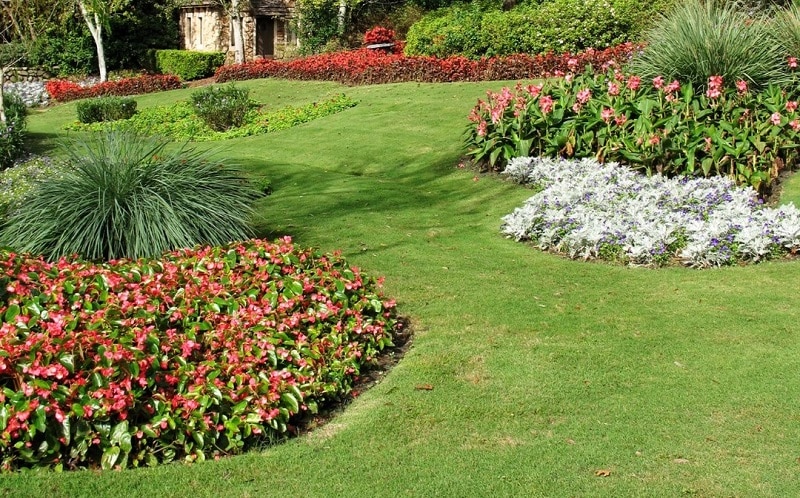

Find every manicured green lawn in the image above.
[4,79,800,496]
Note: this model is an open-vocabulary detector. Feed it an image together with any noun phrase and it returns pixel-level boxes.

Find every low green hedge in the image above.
[76,96,138,124]
[155,50,226,81]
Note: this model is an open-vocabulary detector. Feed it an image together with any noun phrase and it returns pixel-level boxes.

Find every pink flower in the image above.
[626,75,641,91]
[614,114,628,126]
[477,120,487,137]
[652,76,664,89]
[539,95,555,114]
[572,102,583,113]
[736,80,748,95]
[601,107,615,123]
[648,134,661,146]
[665,80,680,94]
[567,57,578,68]
[770,112,782,125]
[791,119,800,131]
[576,88,592,104]
[526,84,543,98]
[787,101,798,113]
[706,75,723,99]
[565,73,573,84]
[790,57,798,69]
[607,81,620,96]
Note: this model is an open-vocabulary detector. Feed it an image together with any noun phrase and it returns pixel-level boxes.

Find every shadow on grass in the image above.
[25,131,63,156]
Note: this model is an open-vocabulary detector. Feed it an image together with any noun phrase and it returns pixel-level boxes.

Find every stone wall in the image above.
[3,67,53,83]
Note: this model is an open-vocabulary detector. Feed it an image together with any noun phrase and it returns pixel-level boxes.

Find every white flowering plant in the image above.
[501,156,800,267]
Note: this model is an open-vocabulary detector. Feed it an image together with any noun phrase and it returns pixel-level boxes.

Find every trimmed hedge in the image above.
[76,97,138,124]
[404,0,674,59]
[155,50,227,81]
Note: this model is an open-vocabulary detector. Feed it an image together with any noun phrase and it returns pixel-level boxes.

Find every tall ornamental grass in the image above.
[630,0,790,90]
[0,131,262,261]
[772,1,800,58]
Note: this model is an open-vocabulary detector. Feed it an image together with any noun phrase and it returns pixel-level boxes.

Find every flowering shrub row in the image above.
[45,75,183,103]
[214,43,640,85]
[0,238,400,470]
[501,157,800,267]
[465,66,800,194]
[64,94,357,142]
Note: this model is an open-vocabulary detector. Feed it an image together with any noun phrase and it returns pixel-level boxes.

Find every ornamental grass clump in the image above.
[0,131,261,261]
[502,157,800,267]
[772,1,800,59]
[629,0,790,91]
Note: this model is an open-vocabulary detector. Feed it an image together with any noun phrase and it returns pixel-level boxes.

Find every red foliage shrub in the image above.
[46,75,183,103]
[215,43,642,86]
[364,26,396,45]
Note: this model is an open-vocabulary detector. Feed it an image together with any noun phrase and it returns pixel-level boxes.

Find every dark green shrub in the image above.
[630,0,790,90]
[76,97,138,124]
[28,24,96,77]
[0,131,262,261]
[0,92,28,171]
[190,85,251,131]
[155,50,226,81]
[293,0,342,54]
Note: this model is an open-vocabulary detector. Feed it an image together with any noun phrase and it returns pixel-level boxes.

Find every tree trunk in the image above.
[231,17,245,63]
[78,1,108,82]
[337,0,347,35]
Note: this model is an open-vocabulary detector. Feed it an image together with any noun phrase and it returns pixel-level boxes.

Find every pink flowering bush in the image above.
[465,66,800,195]
[0,238,401,470]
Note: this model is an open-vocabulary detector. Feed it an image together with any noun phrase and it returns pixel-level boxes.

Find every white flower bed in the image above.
[501,157,800,267]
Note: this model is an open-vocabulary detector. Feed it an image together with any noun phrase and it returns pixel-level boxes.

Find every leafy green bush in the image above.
[464,68,800,195]
[155,50,226,81]
[0,92,28,171]
[0,238,401,470]
[76,97,138,124]
[630,0,790,91]
[404,5,486,59]
[64,94,358,142]
[190,85,251,131]
[0,131,262,261]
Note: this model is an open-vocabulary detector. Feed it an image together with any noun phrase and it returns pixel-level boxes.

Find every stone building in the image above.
[179,0,299,62]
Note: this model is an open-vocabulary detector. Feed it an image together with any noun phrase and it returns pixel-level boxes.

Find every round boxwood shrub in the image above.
[0,131,262,261]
